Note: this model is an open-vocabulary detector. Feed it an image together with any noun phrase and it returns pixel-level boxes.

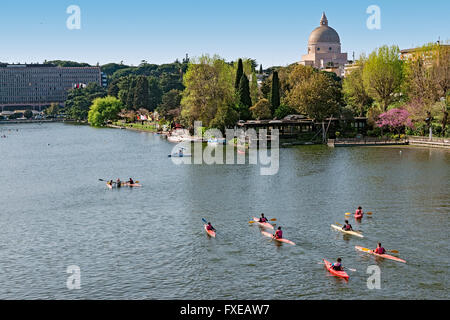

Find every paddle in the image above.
[346,211,373,216]
[202,218,216,232]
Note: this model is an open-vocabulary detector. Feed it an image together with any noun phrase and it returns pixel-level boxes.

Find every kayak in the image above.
[253,217,274,230]
[125,183,142,188]
[355,246,406,264]
[106,183,113,189]
[204,225,216,238]
[261,231,295,246]
[323,259,349,280]
[168,154,192,158]
[331,224,364,238]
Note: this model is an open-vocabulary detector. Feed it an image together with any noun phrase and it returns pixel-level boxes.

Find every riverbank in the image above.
[328,136,450,149]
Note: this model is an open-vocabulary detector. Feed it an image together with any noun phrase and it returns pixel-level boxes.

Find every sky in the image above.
[0,0,449,68]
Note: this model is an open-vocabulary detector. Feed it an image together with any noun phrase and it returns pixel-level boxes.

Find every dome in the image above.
[308,26,340,44]
[308,12,341,44]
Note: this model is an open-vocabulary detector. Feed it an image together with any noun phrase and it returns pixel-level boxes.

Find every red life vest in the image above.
[375,247,385,254]
[275,230,283,239]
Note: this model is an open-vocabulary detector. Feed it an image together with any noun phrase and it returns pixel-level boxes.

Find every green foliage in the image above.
[181,55,235,128]
[88,96,123,127]
[250,99,272,120]
[65,83,106,120]
[271,71,281,114]
[134,76,150,110]
[157,89,182,116]
[363,45,403,111]
[24,110,33,119]
[238,74,252,108]
[235,59,244,90]
[274,104,296,119]
[343,59,373,116]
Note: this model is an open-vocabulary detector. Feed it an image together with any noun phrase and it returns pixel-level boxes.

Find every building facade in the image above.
[300,12,348,77]
[0,64,101,111]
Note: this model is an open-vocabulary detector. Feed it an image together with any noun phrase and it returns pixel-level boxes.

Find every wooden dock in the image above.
[328,138,409,147]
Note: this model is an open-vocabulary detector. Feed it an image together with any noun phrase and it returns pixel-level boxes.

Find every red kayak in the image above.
[253,217,274,230]
[261,231,295,246]
[204,225,216,238]
[355,246,406,264]
[323,259,349,280]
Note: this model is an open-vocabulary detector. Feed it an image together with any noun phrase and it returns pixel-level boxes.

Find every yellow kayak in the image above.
[331,224,364,238]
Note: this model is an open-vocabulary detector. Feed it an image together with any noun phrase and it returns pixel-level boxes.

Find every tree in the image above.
[343,60,373,116]
[24,110,33,119]
[157,89,182,116]
[148,77,163,111]
[274,104,296,119]
[65,83,106,120]
[88,96,123,127]
[45,103,60,117]
[181,55,235,129]
[286,71,342,121]
[126,77,137,109]
[259,64,263,74]
[363,45,403,111]
[210,104,239,132]
[134,76,150,110]
[238,74,252,108]
[250,99,272,120]
[271,71,281,115]
[107,80,120,98]
[235,59,244,90]
[377,108,414,136]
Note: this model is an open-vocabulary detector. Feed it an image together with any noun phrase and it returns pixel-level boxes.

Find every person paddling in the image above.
[331,258,344,271]
[259,213,269,223]
[206,222,216,232]
[107,180,114,187]
[116,178,122,188]
[373,243,386,255]
[342,220,353,231]
[274,227,283,239]
[128,178,134,185]
[355,206,364,219]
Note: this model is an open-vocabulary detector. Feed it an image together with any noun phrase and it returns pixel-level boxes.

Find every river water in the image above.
[0,123,448,300]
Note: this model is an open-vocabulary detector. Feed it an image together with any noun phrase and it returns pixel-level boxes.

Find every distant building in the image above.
[0,64,101,111]
[400,44,450,65]
[300,12,348,77]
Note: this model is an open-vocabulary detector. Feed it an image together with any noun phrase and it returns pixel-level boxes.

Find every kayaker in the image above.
[274,227,283,239]
[128,178,134,185]
[206,222,216,232]
[342,220,353,231]
[355,206,364,219]
[331,258,344,271]
[107,180,114,186]
[116,178,122,188]
[373,243,386,255]
[259,214,269,223]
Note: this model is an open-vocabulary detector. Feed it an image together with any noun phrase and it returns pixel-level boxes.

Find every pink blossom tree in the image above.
[377,108,414,136]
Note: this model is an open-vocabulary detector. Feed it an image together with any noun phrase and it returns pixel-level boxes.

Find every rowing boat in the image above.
[261,231,295,246]
[253,217,274,230]
[204,225,216,238]
[331,224,364,238]
[323,259,349,280]
[355,246,406,264]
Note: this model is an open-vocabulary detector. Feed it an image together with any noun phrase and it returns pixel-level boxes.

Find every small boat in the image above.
[204,225,216,238]
[168,154,192,158]
[323,259,349,280]
[331,224,364,238]
[261,231,295,246]
[355,246,406,264]
[253,217,274,230]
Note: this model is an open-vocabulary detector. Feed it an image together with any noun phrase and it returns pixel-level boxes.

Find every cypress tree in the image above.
[259,64,263,74]
[271,71,280,115]
[235,59,244,90]
[239,74,252,108]
[134,76,150,110]
[126,77,137,109]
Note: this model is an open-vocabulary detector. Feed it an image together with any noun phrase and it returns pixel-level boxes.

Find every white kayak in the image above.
[331,224,364,238]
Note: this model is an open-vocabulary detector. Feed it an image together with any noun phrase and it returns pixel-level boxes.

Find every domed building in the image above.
[300,12,348,76]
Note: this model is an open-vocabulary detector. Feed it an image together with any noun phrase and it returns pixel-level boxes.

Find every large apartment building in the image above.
[0,64,102,111]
